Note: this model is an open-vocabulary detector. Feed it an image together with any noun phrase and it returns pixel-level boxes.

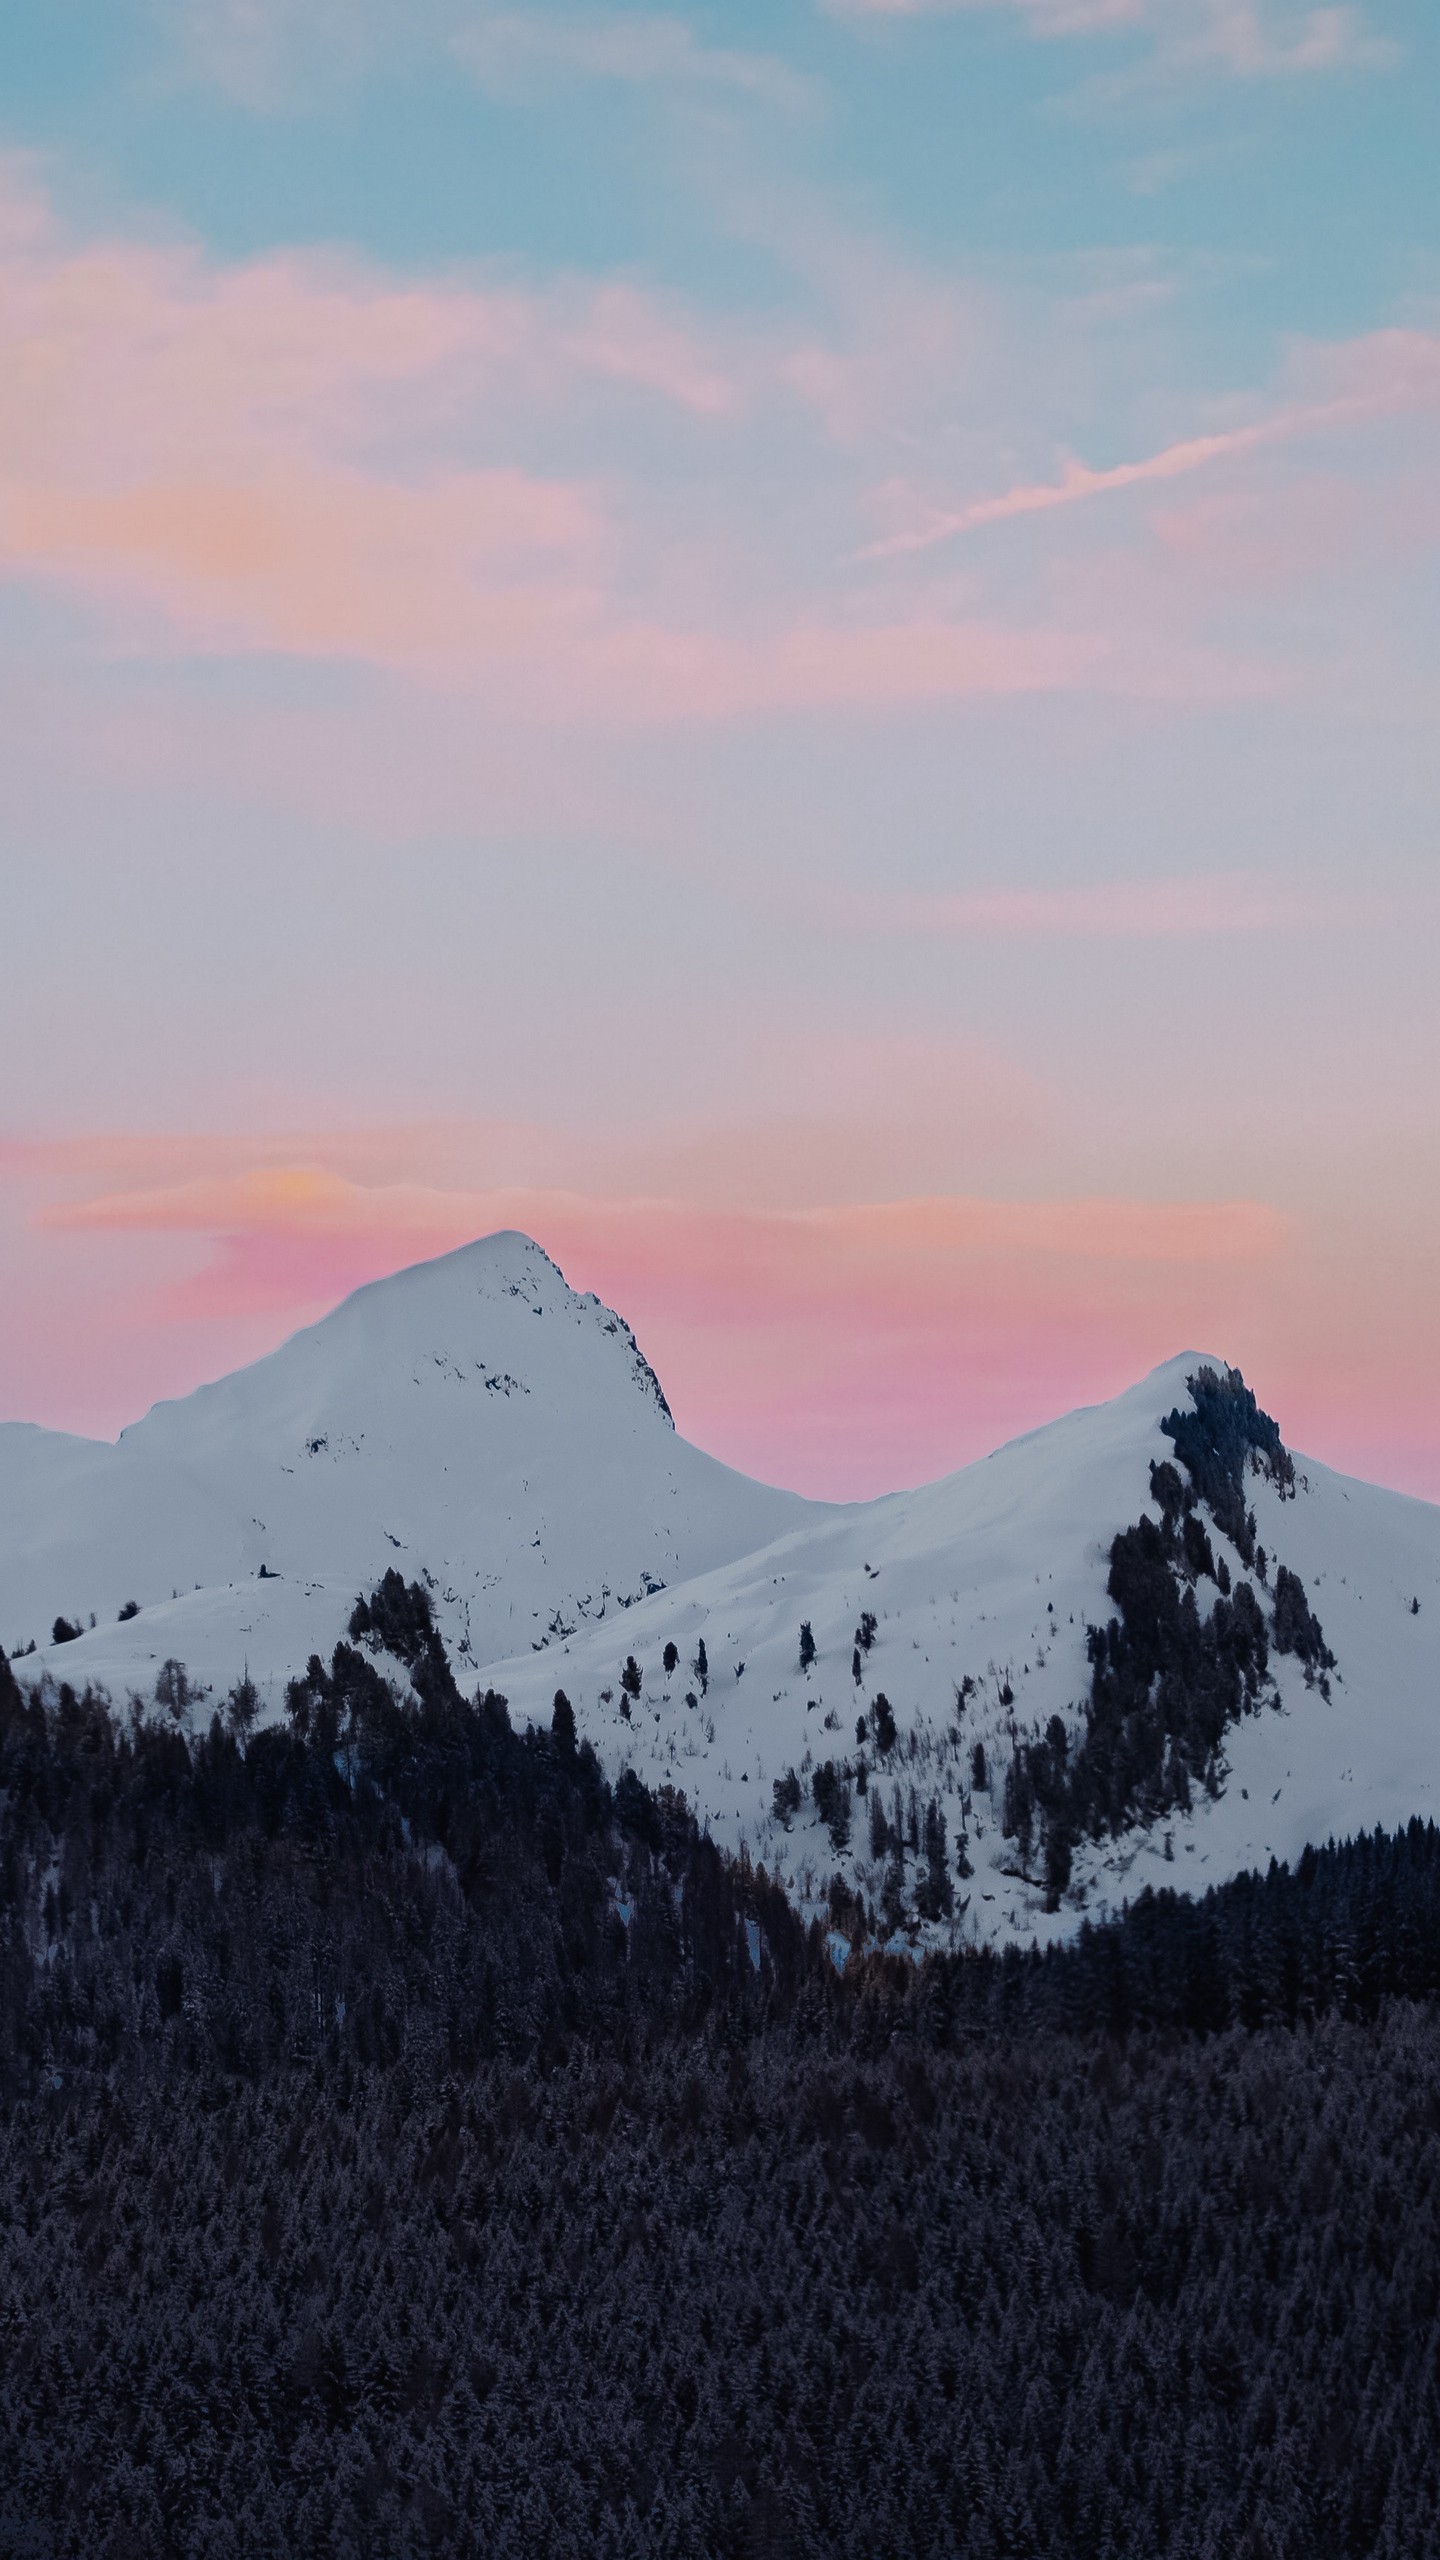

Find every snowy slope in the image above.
[7,1237,1440,1956]
[475,1355,1440,1951]
[0,1233,818,1707]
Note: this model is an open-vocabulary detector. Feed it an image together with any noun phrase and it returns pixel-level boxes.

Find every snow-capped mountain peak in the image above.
[0,1230,818,1691]
[7,1246,1440,1959]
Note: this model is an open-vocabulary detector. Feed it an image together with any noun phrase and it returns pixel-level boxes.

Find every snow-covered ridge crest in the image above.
[5,1246,1440,1957]
[476,1352,1440,1955]
[0,1229,817,1697]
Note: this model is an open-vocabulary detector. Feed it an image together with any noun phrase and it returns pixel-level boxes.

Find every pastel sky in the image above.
[2,0,1437,1499]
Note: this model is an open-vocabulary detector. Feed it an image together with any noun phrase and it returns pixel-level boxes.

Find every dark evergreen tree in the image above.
[915,1797,953,1922]
[1273,1565,1336,1684]
[812,1762,851,1852]
[225,1666,260,1742]
[772,1768,802,1830]
[869,1785,890,1862]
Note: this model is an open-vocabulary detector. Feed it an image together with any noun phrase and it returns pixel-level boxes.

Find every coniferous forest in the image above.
[5,1589,1440,2557]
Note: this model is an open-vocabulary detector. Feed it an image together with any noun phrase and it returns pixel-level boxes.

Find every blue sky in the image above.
[6,0,1434,322]
[1,0,1437,1497]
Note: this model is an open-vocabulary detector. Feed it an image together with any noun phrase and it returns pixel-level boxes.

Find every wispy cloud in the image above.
[1177,2,1393,76]
[823,0,1392,78]
[1,165,1433,732]
[811,873,1414,939]
[860,359,1435,559]
[162,0,404,109]
[43,1163,1286,1267]
[164,0,816,113]
[456,11,817,109]
[0,168,1104,714]
[824,0,1141,28]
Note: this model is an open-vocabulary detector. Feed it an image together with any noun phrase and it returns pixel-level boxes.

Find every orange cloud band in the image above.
[11,1150,1435,1502]
[41,1163,1286,1266]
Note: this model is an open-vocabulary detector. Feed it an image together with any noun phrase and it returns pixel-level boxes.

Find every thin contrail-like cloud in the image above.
[858,391,1381,562]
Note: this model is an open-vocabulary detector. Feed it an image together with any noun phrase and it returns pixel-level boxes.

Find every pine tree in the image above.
[869,1788,889,1862]
[916,1797,953,1922]
[772,1769,802,1831]
[552,1689,577,1755]
[225,1666,260,1743]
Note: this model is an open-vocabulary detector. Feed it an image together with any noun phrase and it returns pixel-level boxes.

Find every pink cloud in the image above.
[824,0,1142,30]
[41,1165,1286,1267]
[572,615,1101,722]
[2,469,601,660]
[0,161,735,467]
[0,168,1108,711]
[1,164,1435,734]
[6,1131,1439,1501]
[0,1038,1056,1234]
[812,872,1406,938]
[18,1163,1288,1492]
[557,283,738,415]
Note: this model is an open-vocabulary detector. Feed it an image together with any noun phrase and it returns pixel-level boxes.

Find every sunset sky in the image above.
[2,0,1437,1499]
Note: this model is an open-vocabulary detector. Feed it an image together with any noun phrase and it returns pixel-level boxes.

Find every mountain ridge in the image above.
[0,1229,818,1681]
[6,1232,1440,1953]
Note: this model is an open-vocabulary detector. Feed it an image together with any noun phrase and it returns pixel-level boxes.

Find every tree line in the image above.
[3,1576,1440,2557]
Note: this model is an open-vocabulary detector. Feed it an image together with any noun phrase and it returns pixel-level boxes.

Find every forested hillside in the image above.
[4,1591,1440,2558]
